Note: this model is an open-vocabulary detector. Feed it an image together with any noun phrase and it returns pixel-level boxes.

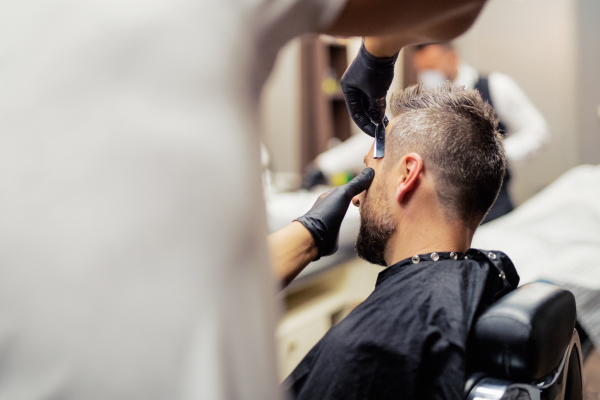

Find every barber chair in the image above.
[465,282,583,400]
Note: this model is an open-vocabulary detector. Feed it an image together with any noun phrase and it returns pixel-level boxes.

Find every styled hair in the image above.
[385,83,505,227]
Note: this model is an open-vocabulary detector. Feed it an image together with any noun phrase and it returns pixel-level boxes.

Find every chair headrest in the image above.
[471,282,576,382]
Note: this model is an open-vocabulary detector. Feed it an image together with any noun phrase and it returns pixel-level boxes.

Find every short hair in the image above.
[385,83,505,227]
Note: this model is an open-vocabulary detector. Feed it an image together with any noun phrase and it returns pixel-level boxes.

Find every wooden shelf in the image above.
[300,35,353,170]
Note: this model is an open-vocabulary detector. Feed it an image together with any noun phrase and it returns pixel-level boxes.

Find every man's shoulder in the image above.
[376,254,492,295]
[337,260,482,331]
[284,260,479,399]
[386,249,517,287]
[368,250,518,326]
[284,251,519,399]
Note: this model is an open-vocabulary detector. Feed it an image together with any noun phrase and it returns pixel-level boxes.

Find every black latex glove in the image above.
[295,168,375,261]
[341,41,399,136]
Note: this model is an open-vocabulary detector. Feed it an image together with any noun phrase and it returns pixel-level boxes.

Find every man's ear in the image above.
[395,153,423,203]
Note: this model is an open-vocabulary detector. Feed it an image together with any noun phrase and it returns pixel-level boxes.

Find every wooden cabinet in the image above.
[299,35,353,171]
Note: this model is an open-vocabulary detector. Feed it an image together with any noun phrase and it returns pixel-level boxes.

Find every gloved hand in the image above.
[295,168,375,261]
[341,41,399,136]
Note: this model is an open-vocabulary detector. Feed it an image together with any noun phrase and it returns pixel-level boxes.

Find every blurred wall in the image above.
[454,0,580,204]
[260,39,302,176]
[576,0,600,165]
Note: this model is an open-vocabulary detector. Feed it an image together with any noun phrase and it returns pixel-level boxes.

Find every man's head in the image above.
[413,43,460,88]
[353,83,505,266]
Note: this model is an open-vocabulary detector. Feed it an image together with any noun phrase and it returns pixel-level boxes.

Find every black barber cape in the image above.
[284,249,519,400]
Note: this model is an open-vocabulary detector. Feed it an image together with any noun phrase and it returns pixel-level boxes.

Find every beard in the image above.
[355,181,396,267]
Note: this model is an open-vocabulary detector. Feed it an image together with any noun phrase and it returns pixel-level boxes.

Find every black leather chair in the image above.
[465,282,583,400]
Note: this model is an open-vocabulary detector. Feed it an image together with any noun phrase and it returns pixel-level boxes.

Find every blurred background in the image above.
[261,0,600,202]
[259,0,600,393]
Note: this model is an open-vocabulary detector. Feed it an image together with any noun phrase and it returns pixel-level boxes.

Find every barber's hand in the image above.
[295,168,375,261]
[341,42,398,137]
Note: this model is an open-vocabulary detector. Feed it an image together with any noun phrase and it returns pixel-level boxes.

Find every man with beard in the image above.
[284,83,520,400]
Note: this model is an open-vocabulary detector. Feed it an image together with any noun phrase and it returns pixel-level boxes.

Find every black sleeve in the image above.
[289,344,420,400]
[418,331,466,400]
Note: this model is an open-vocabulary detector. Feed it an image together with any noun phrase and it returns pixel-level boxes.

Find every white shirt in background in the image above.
[317,62,550,178]
[454,63,550,165]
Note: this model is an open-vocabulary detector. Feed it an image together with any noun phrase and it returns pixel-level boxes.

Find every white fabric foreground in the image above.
[473,164,600,345]
[0,0,348,398]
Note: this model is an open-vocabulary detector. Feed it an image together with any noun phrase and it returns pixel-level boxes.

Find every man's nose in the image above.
[352,193,362,207]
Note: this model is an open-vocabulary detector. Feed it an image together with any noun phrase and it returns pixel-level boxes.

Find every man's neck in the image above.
[384,214,474,267]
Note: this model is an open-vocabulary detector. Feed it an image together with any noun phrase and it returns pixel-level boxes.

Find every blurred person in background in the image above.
[304,41,551,223]
[0,0,488,399]
[413,43,550,223]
